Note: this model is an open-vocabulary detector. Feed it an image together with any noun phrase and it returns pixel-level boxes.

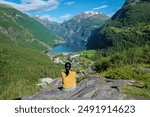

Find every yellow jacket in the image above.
[61,71,76,89]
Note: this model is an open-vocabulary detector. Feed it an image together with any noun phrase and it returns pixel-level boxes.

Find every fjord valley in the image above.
[0,0,150,99]
[34,11,109,50]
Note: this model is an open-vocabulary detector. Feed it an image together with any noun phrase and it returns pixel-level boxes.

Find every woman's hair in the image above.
[65,62,71,76]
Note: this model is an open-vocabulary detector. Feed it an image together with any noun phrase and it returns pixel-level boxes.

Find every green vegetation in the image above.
[94,45,150,98]
[0,4,65,99]
[0,44,62,99]
[81,50,96,59]
[0,4,61,51]
[77,76,85,83]
[87,0,150,98]
[121,85,150,98]
[75,50,96,72]
[104,66,150,81]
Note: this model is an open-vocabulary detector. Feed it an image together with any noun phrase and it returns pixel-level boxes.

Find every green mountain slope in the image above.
[62,12,109,50]
[0,4,63,99]
[86,0,150,98]
[87,0,150,50]
[0,44,62,99]
[0,4,60,51]
[33,16,66,40]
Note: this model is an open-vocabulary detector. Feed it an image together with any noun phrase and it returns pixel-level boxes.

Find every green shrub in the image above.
[104,66,150,81]
[95,57,111,72]
[77,76,85,83]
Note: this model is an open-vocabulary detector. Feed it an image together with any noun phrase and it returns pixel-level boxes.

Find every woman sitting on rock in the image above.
[61,62,77,92]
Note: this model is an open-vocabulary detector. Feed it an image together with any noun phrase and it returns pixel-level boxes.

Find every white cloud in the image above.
[64,1,74,6]
[0,0,59,12]
[60,14,72,21]
[93,5,108,10]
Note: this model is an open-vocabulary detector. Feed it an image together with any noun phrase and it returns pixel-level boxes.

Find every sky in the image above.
[0,0,126,23]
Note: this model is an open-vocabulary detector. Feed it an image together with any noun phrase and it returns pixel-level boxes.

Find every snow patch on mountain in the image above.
[84,11,100,15]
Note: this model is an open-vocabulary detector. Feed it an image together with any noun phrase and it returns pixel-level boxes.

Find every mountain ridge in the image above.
[0,4,61,51]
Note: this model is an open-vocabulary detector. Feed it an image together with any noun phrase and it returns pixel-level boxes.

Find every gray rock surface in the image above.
[22,75,137,100]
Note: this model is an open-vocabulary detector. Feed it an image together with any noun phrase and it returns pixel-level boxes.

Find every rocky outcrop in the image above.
[22,75,137,100]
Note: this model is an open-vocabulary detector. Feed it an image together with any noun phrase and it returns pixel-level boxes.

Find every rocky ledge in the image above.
[22,75,140,100]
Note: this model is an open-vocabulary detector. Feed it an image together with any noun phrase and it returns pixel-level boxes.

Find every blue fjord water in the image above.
[48,45,77,53]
